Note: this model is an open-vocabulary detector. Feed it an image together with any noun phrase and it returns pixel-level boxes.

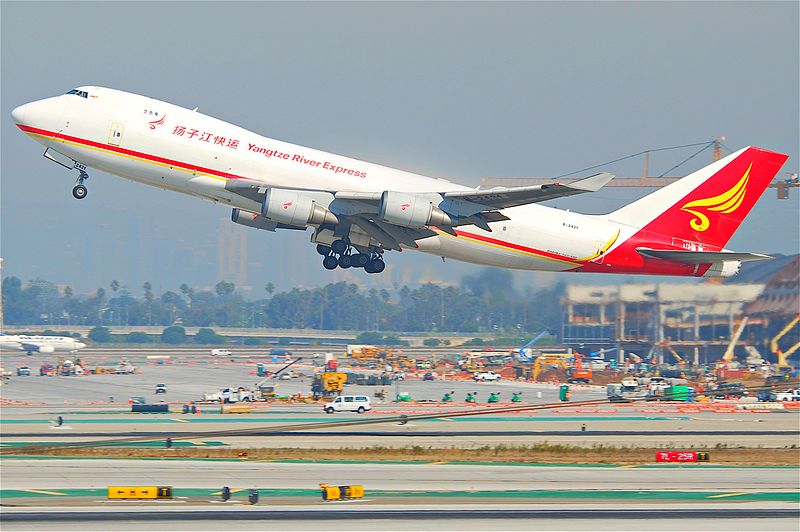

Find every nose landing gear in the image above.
[72,169,89,200]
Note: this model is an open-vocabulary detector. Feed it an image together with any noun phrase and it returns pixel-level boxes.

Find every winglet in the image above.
[566,172,615,192]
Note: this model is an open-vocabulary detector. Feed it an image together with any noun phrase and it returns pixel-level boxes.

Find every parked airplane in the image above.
[0,334,86,355]
[11,87,789,276]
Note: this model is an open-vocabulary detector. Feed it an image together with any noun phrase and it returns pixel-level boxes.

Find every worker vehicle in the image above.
[775,389,800,402]
[203,387,258,403]
[324,395,372,414]
[16,366,31,376]
[154,383,167,394]
[311,371,348,399]
[114,361,136,374]
[423,372,436,381]
[607,378,643,402]
[211,349,233,356]
[713,382,748,399]
[39,364,55,376]
[473,371,501,382]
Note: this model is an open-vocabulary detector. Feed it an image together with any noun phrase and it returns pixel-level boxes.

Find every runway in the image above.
[2,458,797,492]
[2,505,799,531]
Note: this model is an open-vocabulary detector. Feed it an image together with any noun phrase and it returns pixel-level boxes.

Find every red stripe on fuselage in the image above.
[453,229,581,265]
[16,124,252,181]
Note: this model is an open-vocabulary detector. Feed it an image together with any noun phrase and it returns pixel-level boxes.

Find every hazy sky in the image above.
[2,2,798,297]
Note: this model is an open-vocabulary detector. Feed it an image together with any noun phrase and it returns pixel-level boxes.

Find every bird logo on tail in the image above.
[680,164,751,232]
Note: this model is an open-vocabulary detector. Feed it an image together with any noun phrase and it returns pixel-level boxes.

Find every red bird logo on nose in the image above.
[401,203,410,211]
[283,201,293,209]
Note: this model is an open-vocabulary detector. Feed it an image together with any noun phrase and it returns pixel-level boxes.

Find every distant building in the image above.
[561,282,764,364]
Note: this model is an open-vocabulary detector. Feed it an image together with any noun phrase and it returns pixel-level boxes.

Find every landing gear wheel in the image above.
[72,185,88,200]
[352,253,369,268]
[322,256,338,270]
[370,258,386,273]
[364,261,376,274]
[316,244,331,256]
[331,239,348,254]
[338,254,352,269]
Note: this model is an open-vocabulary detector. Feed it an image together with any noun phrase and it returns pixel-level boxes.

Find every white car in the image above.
[211,349,233,357]
[775,389,800,402]
[324,395,372,414]
[473,371,501,382]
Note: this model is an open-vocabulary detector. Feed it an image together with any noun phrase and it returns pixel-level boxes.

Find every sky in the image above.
[1,2,798,298]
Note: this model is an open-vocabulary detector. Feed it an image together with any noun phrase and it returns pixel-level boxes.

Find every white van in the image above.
[324,395,372,414]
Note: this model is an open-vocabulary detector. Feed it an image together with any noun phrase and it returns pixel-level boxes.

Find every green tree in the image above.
[194,327,225,344]
[126,331,153,343]
[88,326,112,343]
[161,325,186,344]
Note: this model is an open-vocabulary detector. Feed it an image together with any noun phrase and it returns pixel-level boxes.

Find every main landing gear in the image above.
[72,169,89,200]
[317,241,385,274]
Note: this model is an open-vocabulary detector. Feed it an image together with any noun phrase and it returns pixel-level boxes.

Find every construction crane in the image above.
[771,315,800,370]
[718,317,749,368]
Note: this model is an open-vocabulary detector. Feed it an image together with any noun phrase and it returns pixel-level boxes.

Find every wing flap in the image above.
[442,172,614,211]
[636,248,772,264]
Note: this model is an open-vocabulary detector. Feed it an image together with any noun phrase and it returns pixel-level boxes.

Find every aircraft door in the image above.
[108,121,124,146]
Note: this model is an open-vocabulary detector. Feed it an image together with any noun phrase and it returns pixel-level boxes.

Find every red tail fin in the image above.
[609,147,789,248]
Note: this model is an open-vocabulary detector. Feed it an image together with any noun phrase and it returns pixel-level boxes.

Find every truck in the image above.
[114,361,136,374]
[775,389,800,402]
[607,378,643,402]
[473,371,501,382]
[211,349,233,357]
[203,387,259,403]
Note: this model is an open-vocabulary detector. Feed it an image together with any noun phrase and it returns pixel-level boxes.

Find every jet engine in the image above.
[231,208,278,231]
[379,191,452,228]
[703,261,742,278]
[38,345,55,354]
[262,189,338,227]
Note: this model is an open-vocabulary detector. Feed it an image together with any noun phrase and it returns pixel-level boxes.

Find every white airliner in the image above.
[11,87,788,276]
[0,334,86,355]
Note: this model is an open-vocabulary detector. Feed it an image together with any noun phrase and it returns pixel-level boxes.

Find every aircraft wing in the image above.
[224,171,614,251]
[441,172,615,211]
[636,248,772,263]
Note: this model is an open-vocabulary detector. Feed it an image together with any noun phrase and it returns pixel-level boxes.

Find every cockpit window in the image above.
[65,89,89,98]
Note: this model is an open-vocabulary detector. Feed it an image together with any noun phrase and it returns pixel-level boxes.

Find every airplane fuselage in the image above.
[0,335,86,355]
[12,86,785,277]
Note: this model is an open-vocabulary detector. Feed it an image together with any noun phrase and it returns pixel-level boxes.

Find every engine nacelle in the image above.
[262,188,338,227]
[38,345,55,354]
[703,261,742,278]
[231,208,278,231]
[379,191,452,228]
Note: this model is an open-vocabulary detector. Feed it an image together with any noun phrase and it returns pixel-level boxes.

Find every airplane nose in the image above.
[11,103,28,124]
[76,342,87,349]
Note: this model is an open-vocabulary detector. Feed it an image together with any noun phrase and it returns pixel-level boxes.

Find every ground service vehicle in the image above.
[16,366,31,376]
[775,389,800,401]
[203,387,258,403]
[211,349,232,356]
[473,371,501,382]
[155,384,167,394]
[311,372,347,399]
[324,395,372,414]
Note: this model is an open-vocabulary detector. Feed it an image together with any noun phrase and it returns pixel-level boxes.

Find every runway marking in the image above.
[707,492,752,499]
[23,489,66,496]
[429,461,449,465]
[616,465,638,468]
[171,418,189,423]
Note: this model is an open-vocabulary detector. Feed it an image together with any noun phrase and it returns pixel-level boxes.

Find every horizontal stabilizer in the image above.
[636,248,772,264]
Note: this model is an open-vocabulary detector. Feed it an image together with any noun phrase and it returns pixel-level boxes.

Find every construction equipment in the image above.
[771,315,799,370]
[516,331,549,362]
[566,352,592,384]
[532,354,570,381]
[311,371,347,399]
[718,317,749,369]
[665,346,685,366]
